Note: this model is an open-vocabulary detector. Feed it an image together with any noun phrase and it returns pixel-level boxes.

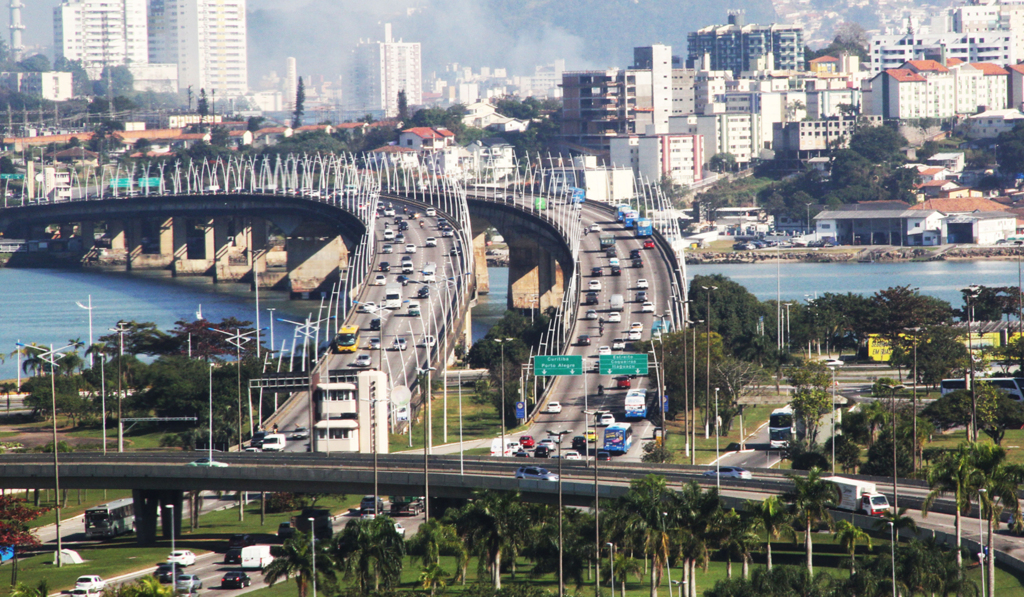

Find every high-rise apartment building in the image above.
[686,12,804,75]
[148,0,248,98]
[350,23,422,117]
[53,0,149,78]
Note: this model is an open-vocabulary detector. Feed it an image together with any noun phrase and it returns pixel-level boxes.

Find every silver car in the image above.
[515,466,559,481]
[703,466,753,480]
[175,575,202,593]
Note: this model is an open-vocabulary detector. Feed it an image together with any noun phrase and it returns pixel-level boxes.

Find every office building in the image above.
[148,0,248,98]
[350,23,422,117]
[610,133,704,186]
[686,12,804,75]
[312,369,389,454]
[53,0,149,79]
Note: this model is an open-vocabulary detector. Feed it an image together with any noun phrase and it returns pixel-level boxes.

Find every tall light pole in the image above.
[701,286,717,439]
[267,308,276,354]
[965,286,979,441]
[691,319,702,465]
[208,364,215,464]
[904,327,921,471]
[889,521,896,597]
[109,321,130,452]
[979,487,988,597]
[548,427,572,597]
[166,504,176,585]
[75,295,94,367]
[606,542,615,597]
[418,365,437,522]
[495,338,514,456]
[18,341,78,567]
[715,387,721,492]
[308,517,317,597]
[829,365,837,474]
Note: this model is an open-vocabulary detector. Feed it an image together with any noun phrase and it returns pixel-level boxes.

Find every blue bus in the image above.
[624,390,647,419]
[569,187,586,204]
[616,204,632,221]
[603,423,634,454]
[635,218,653,237]
[623,211,639,229]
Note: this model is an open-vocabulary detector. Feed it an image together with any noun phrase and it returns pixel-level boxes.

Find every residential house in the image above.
[926,152,966,173]
[398,127,455,150]
[464,138,516,180]
[253,126,294,146]
[960,108,1024,139]
[367,145,421,169]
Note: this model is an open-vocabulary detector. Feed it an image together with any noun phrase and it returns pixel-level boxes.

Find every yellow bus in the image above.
[332,325,360,353]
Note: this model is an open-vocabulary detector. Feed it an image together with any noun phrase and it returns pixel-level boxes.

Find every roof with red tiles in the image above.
[885,69,928,83]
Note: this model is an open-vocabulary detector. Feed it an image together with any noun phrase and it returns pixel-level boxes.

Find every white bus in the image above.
[940,377,1024,400]
[384,284,402,309]
[85,498,135,539]
[768,405,795,448]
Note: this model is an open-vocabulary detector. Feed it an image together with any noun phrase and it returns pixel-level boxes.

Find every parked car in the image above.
[221,572,251,589]
[175,575,202,594]
[75,577,106,592]
[516,466,558,481]
[168,550,197,566]
[703,466,753,480]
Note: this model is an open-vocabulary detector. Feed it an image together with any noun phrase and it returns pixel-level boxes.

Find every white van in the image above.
[609,294,624,312]
[489,438,520,457]
[240,545,274,570]
[422,262,437,282]
[261,434,286,452]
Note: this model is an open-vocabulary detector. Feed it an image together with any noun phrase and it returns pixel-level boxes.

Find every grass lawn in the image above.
[389,389,512,452]
[0,541,171,597]
[925,428,1024,466]
[663,404,781,465]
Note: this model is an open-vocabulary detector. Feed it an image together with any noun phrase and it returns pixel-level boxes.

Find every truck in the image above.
[295,508,333,539]
[239,545,274,570]
[569,187,586,204]
[384,284,402,309]
[389,496,425,516]
[825,476,890,516]
[599,234,616,249]
[609,294,625,312]
[635,218,653,237]
[534,196,547,210]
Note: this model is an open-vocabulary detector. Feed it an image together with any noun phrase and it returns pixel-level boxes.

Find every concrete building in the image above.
[863,62,956,119]
[670,112,762,166]
[128,63,178,93]
[609,132,704,186]
[960,108,1024,139]
[464,138,516,180]
[53,0,149,79]
[772,115,881,160]
[0,71,73,101]
[148,0,249,99]
[312,370,389,455]
[814,204,944,245]
[350,23,422,118]
[686,12,804,75]
[399,127,455,151]
[869,30,1015,74]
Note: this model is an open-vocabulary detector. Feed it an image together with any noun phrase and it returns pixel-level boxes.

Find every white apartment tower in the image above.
[53,0,149,78]
[9,0,25,62]
[351,23,422,117]
[148,0,248,98]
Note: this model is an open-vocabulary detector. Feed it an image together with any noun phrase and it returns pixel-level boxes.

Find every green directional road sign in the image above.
[137,177,161,187]
[0,173,24,180]
[110,178,132,189]
[534,355,583,376]
[600,353,649,376]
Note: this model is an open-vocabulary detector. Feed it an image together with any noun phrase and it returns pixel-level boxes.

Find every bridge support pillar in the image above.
[159,218,173,261]
[107,221,126,251]
[172,217,210,276]
[508,241,563,313]
[472,229,490,294]
[286,236,347,298]
[249,217,269,289]
[214,217,251,283]
[133,489,182,546]
[125,220,143,271]
[80,221,96,252]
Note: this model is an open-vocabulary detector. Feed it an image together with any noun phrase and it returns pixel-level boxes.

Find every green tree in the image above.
[52,57,91,96]
[411,519,467,583]
[197,89,209,120]
[709,153,737,172]
[264,533,328,597]
[397,90,409,122]
[746,496,794,571]
[331,516,404,592]
[848,125,906,164]
[833,520,872,575]
[18,54,50,72]
[787,362,832,443]
[0,494,49,585]
[922,443,981,569]
[448,490,531,589]
[997,122,1024,175]
[971,442,1024,590]
[611,553,643,597]
[785,467,837,575]
[292,77,305,128]
[613,475,676,596]
[94,66,134,98]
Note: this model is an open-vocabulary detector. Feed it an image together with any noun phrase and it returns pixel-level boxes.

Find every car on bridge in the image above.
[425,237,437,247]
[396,275,411,286]
[571,436,587,452]
[612,339,626,350]
[417,286,430,298]
[585,293,599,305]
[641,302,655,313]
[585,310,598,320]
[442,229,454,238]
[382,244,393,254]
[608,312,621,323]
[634,291,648,303]
[630,249,642,259]
[384,207,396,216]
[396,234,406,243]
[562,450,582,461]
[615,376,631,389]
[628,329,642,341]
[546,402,562,414]
[589,280,602,291]
[577,334,591,346]
[519,435,535,448]
[533,446,551,458]
[703,467,753,480]
[372,274,387,286]
[354,354,372,367]
[186,458,227,468]
[516,466,558,481]
[591,266,603,277]
[643,239,656,249]
[358,302,380,313]
[406,244,417,253]
[369,337,382,350]
[637,279,649,289]
[391,337,408,351]
[168,550,197,566]
[598,346,611,356]
[610,265,621,276]
[426,208,437,217]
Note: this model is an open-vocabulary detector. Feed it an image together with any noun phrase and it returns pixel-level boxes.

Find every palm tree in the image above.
[411,519,467,584]
[612,554,643,597]
[332,516,405,592]
[785,467,837,575]
[419,562,448,597]
[264,533,319,597]
[448,490,530,589]
[746,496,794,571]
[1,381,16,415]
[614,475,676,597]
[676,480,722,597]
[875,506,919,536]
[834,519,872,575]
[923,443,981,569]
[127,576,173,597]
[862,400,888,446]
[971,442,1024,592]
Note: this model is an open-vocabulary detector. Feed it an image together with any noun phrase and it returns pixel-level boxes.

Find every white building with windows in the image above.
[147,0,249,98]
[53,0,149,79]
[312,370,389,454]
[610,133,704,186]
[350,23,422,117]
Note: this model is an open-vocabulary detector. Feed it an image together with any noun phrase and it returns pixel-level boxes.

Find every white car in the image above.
[589,280,602,291]
[384,208,396,216]
[585,309,598,320]
[392,337,408,351]
[546,401,562,413]
[637,279,649,289]
[369,337,382,350]
[562,450,582,460]
[627,330,642,341]
[703,467,753,480]
[641,301,655,313]
[425,237,438,247]
[590,224,601,232]
[824,359,844,367]
[394,522,406,538]
[372,274,387,286]
[538,438,557,450]
[612,339,626,350]
[358,302,379,313]
[599,413,616,426]
[515,466,558,481]
[354,354,372,367]
[75,577,106,592]
[382,244,394,254]
[630,322,644,331]
[598,346,611,355]
[419,335,437,348]
[406,244,417,254]
[442,229,454,238]
[426,208,437,217]
[167,550,196,567]
[607,312,621,323]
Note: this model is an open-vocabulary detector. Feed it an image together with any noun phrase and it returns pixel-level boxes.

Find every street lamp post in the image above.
[702,286,717,439]
[829,365,837,474]
[548,428,572,597]
[904,327,921,471]
[75,295,93,367]
[965,286,979,441]
[208,364,215,464]
[979,487,987,597]
[607,542,615,596]
[308,517,317,597]
[166,504,176,587]
[495,338,514,456]
[715,387,721,492]
[109,321,130,452]
[889,521,896,597]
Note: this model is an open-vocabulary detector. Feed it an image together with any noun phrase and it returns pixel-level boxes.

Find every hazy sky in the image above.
[11,1,775,82]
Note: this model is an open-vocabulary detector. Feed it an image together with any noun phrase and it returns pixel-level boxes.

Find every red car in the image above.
[519,435,535,448]
[643,239,655,249]
[615,376,631,389]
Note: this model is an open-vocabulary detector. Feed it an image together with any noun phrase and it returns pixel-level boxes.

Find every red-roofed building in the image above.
[903,60,950,73]
[1009,64,1024,111]
[947,62,1009,112]
[864,68,954,118]
[946,58,965,66]
[295,124,335,135]
[399,127,455,150]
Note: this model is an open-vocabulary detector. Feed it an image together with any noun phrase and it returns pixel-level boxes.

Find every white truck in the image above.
[826,476,890,516]
[240,545,275,570]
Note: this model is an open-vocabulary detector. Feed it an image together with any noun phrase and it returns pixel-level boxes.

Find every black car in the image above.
[632,258,643,268]
[630,248,642,259]
[605,248,617,258]
[417,286,430,298]
[398,221,409,231]
[250,431,266,448]
[585,292,599,305]
[534,446,551,458]
[577,334,591,346]
[571,436,587,453]
[154,563,176,584]
[223,549,242,565]
[229,534,256,549]
[596,450,612,461]
[514,450,531,458]
[221,572,251,589]
[610,265,621,276]
[396,275,411,286]
[278,521,296,539]
[591,266,603,277]
[369,318,381,331]
[379,262,391,272]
